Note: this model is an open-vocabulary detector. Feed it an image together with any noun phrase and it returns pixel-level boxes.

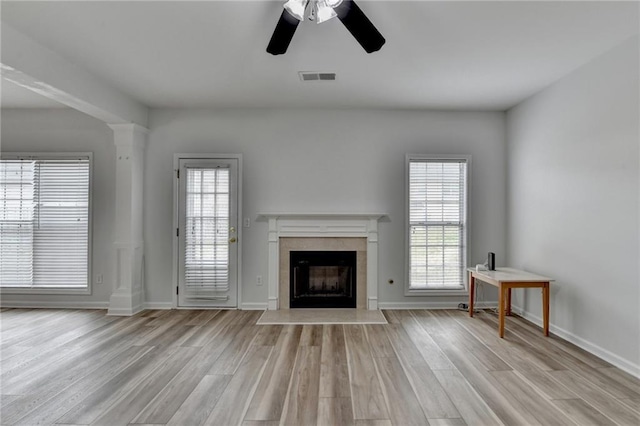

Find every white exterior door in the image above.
[177,157,239,308]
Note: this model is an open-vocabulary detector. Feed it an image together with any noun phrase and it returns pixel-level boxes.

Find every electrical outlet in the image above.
[243,217,251,228]
[256,275,263,286]
[96,274,103,284]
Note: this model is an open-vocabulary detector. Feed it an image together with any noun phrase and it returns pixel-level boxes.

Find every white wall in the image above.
[145,108,506,308]
[506,36,639,374]
[0,107,506,309]
[1,108,116,307]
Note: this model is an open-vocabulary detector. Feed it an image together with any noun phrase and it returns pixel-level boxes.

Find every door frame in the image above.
[172,153,243,309]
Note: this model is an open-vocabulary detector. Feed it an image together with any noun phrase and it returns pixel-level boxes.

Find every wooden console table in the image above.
[467,267,554,338]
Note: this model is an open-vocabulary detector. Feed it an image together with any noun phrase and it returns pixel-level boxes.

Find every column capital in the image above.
[108,123,149,149]
[108,122,149,134]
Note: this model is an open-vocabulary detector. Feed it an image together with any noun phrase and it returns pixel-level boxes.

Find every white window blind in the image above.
[0,156,90,289]
[0,161,35,287]
[409,159,467,289]
[184,166,230,294]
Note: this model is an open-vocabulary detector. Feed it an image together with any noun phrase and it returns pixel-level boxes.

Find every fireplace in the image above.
[257,213,385,310]
[290,251,357,308]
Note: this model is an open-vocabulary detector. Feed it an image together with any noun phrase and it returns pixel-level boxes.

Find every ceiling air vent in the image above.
[299,72,337,82]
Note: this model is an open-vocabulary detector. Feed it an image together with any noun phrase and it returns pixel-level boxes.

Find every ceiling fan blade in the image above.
[334,0,385,53]
[267,10,300,55]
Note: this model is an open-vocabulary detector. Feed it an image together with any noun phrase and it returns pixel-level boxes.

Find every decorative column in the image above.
[107,124,147,316]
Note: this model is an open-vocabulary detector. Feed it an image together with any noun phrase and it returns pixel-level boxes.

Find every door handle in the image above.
[229,237,237,243]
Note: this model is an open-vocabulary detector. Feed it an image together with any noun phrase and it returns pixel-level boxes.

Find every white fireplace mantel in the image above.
[256,213,387,310]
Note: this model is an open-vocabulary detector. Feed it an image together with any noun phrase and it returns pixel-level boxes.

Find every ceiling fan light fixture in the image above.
[325,0,343,7]
[315,0,338,24]
[267,0,385,55]
[284,0,309,21]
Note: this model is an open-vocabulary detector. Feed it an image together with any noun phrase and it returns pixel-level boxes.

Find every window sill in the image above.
[0,287,91,296]
[405,287,468,297]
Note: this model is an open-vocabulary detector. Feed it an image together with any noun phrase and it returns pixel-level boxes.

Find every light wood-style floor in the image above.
[0,308,638,426]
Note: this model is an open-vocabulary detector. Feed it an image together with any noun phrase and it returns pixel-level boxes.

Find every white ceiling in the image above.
[1,1,638,111]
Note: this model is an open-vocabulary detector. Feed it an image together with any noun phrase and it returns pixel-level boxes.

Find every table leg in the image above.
[498,284,505,338]
[468,272,475,317]
[543,283,550,336]
[506,287,512,316]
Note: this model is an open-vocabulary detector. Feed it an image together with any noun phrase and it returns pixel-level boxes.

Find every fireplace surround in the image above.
[257,213,385,310]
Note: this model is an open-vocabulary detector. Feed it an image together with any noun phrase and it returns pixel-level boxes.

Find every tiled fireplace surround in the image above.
[258,214,385,310]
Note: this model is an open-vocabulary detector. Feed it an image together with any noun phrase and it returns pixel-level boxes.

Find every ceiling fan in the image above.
[267,0,386,55]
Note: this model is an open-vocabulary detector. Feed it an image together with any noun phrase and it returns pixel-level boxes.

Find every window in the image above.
[0,154,91,292]
[407,155,469,293]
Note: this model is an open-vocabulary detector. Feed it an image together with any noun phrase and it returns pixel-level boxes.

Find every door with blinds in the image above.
[177,158,239,308]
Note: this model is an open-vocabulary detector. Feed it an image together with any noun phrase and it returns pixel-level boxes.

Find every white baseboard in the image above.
[241,303,268,310]
[143,302,173,310]
[0,301,213,312]
[378,301,498,310]
[143,302,252,310]
[512,305,640,379]
[0,300,109,309]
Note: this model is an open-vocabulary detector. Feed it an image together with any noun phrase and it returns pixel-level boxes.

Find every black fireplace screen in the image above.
[290,251,357,308]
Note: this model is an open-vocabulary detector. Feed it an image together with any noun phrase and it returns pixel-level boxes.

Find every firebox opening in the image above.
[290,251,357,308]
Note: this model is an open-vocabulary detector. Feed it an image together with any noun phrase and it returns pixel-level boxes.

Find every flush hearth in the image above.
[290,251,357,308]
